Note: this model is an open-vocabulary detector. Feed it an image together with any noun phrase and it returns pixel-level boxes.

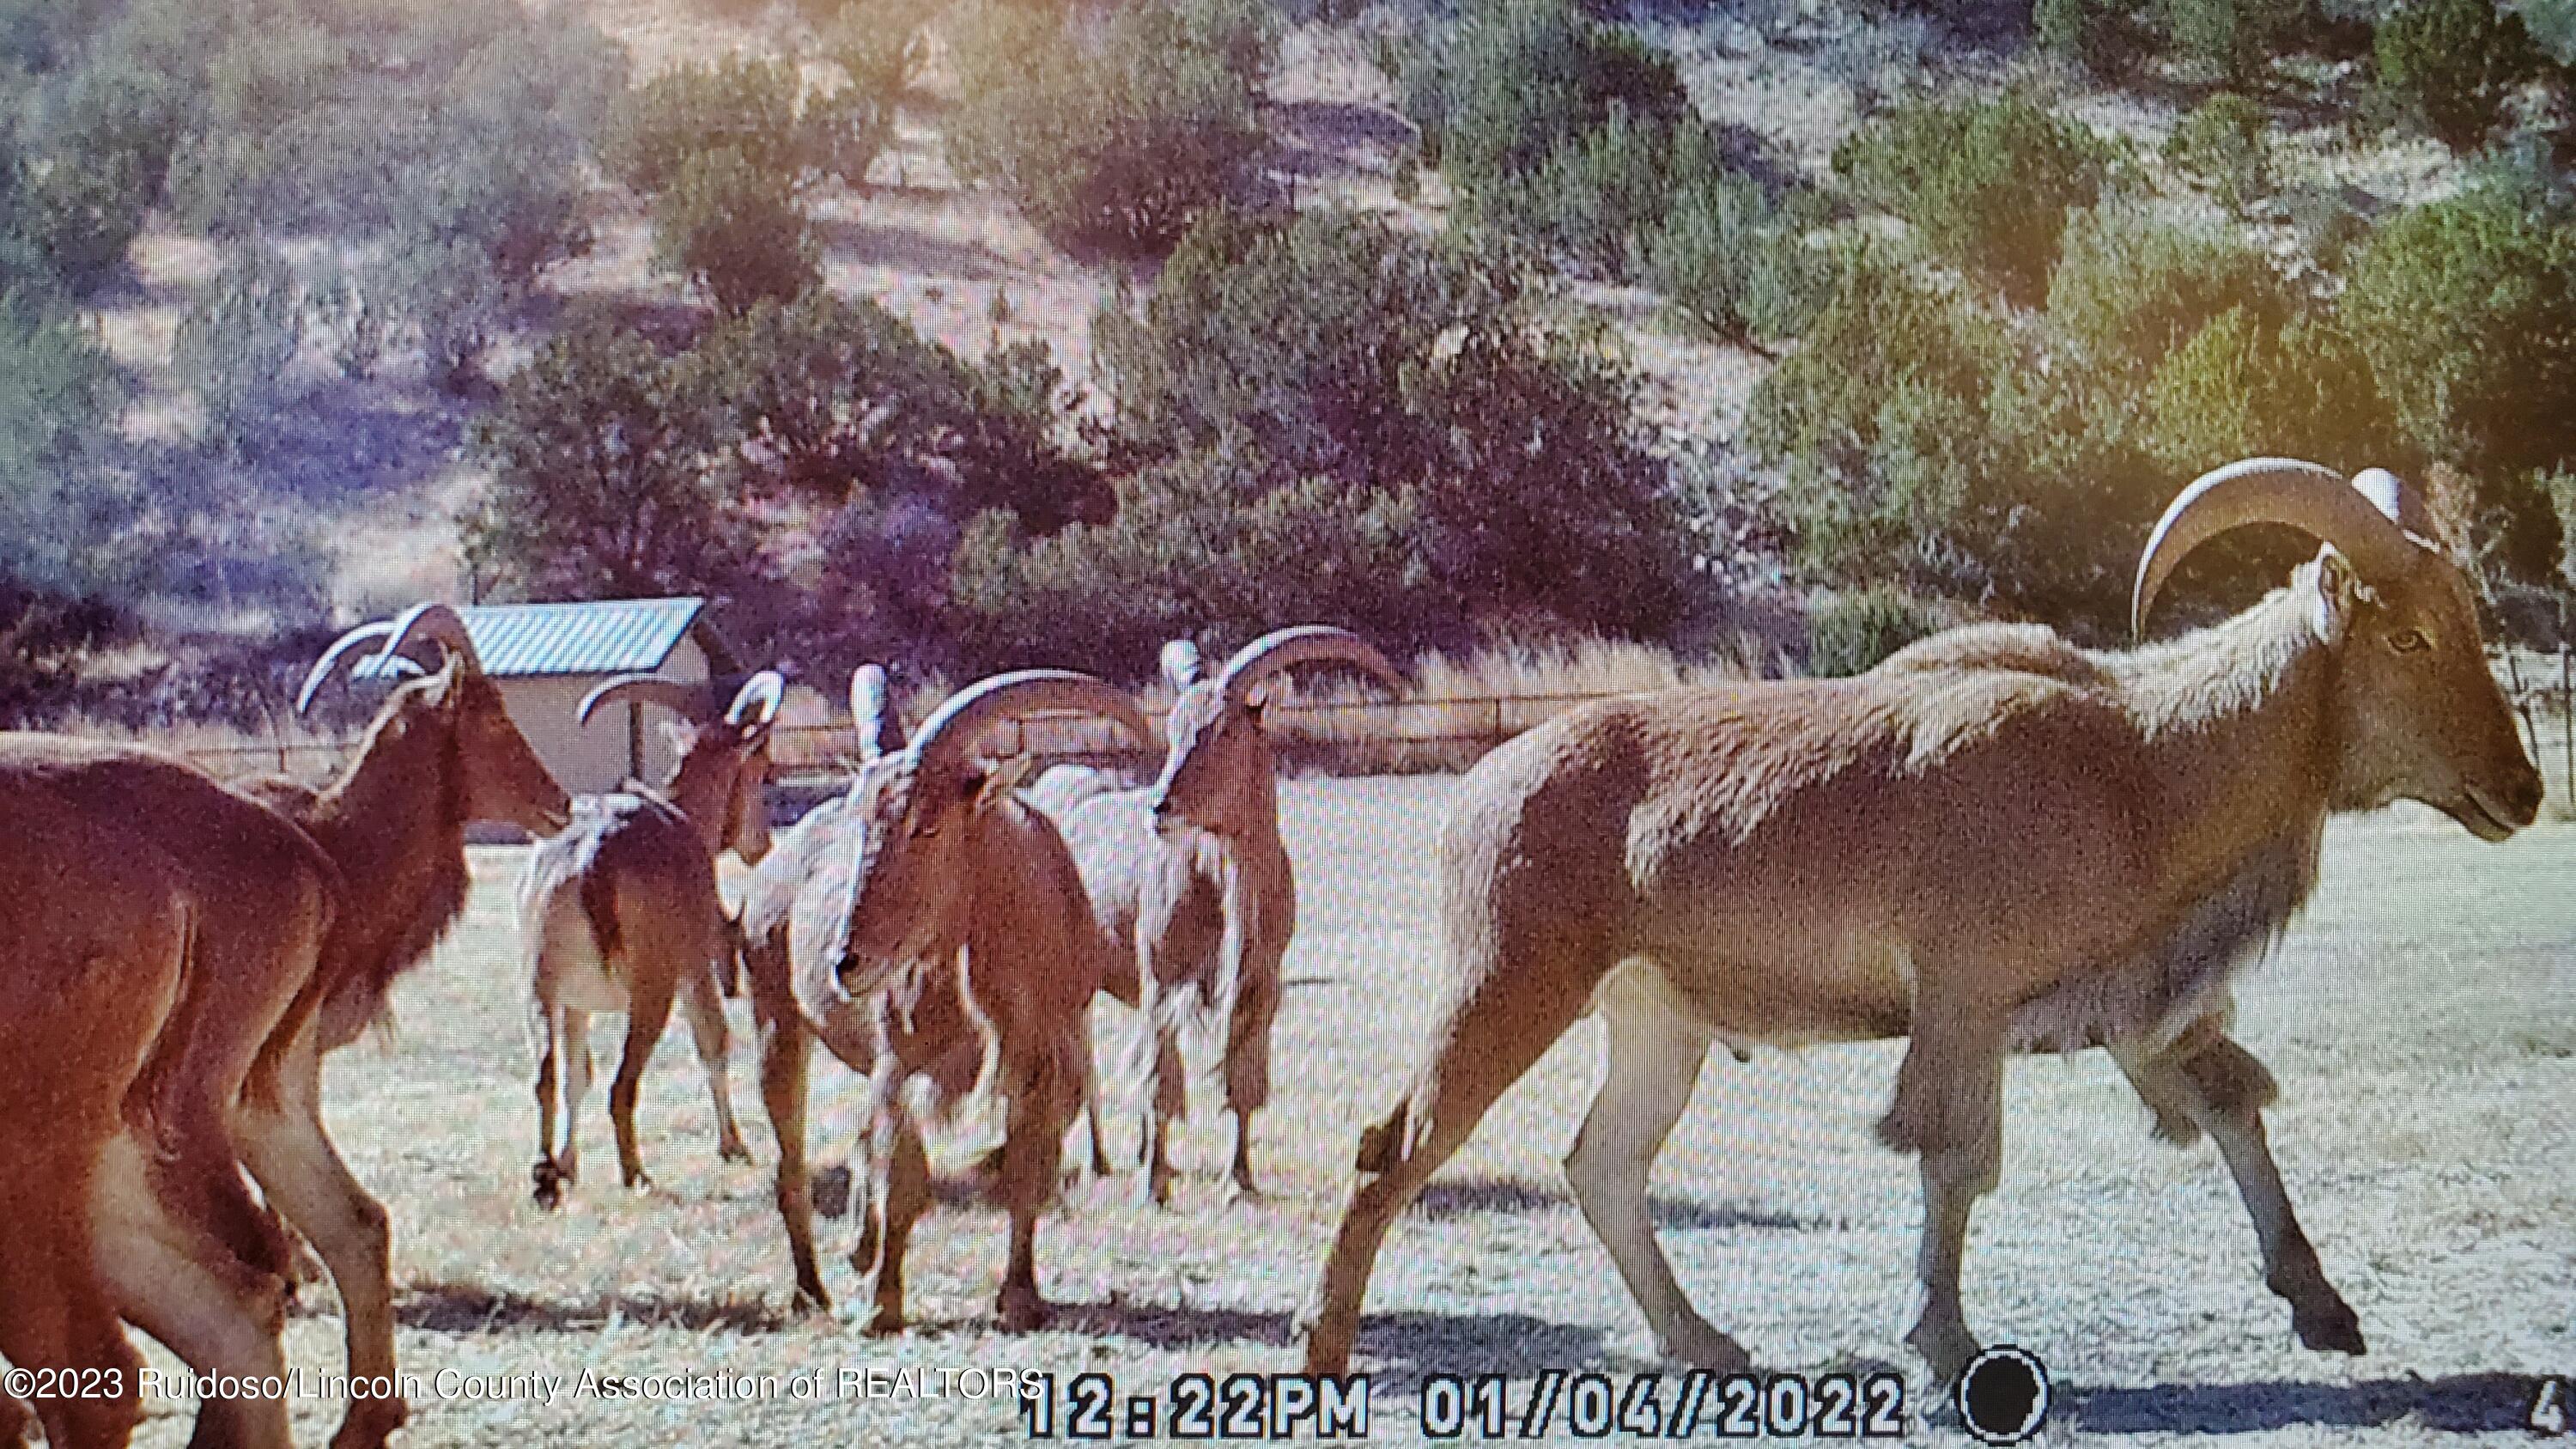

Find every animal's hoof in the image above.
[863,1306,906,1336]
[1291,1309,1352,1379]
[623,1169,654,1194]
[328,1394,410,1449]
[1904,1317,1980,1387]
[1139,1170,1176,1209]
[531,1160,566,1210]
[1223,1177,1266,1206]
[792,1284,833,1317]
[2293,1298,2366,1355]
[1656,1318,1753,1375]
[998,1289,1053,1334]
[718,1137,753,1165]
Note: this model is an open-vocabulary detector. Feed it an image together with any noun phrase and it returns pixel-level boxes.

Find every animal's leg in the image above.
[681,959,751,1164]
[90,1132,295,1449]
[609,969,678,1191]
[1129,973,1188,1209]
[0,1175,146,1449]
[1077,1022,1115,1180]
[558,1008,592,1189]
[993,1050,1079,1332]
[2112,1025,2363,1354]
[532,1002,567,1208]
[862,1103,932,1336]
[1295,946,1600,1375]
[756,1008,828,1312]
[229,1025,407,1449]
[1220,944,1284,1201]
[848,1062,900,1274]
[1885,997,2008,1385]
[1563,971,1745,1372]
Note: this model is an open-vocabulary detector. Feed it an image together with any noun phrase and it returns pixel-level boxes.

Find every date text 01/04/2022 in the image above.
[1016,1370,1911,1440]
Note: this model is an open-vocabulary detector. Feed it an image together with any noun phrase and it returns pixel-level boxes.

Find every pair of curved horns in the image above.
[909,669,1153,776]
[1214,625,1406,706]
[2133,459,2438,640]
[577,669,786,731]
[850,663,897,761]
[295,602,483,715]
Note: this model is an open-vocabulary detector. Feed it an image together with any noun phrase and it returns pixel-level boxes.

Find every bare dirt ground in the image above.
[107,774,2576,1446]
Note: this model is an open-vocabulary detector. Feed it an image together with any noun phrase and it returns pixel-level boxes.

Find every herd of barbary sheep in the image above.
[0,455,2547,1448]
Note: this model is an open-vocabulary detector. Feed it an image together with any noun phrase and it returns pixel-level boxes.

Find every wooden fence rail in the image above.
[154,663,2576,810]
[170,691,1634,788]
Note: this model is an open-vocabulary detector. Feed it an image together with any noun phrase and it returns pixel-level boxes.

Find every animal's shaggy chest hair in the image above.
[2005,816,2323,1052]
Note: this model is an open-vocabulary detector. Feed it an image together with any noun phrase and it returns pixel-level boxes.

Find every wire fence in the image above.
[170,691,1632,788]
[161,661,2576,813]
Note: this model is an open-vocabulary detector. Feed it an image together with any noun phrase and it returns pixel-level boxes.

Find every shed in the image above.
[350,598,742,796]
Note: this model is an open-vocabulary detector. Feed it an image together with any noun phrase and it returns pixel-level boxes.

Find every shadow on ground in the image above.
[1410,1175,1826,1231]
[2063,1373,2548,1434]
[398,1280,795,1335]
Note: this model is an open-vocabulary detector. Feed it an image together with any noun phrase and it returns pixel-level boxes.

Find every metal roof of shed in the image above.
[349,598,725,680]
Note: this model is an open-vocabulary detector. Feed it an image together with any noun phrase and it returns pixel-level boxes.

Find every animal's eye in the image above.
[2390,628,2432,654]
[908,816,940,840]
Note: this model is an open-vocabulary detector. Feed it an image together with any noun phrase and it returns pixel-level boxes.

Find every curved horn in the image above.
[295,621,397,715]
[850,663,897,761]
[2132,458,2428,641]
[577,673,705,729]
[1217,625,1406,706]
[1159,638,1205,691]
[909,669,1153,774]
[726,669,786,727]
[372,601,485,676]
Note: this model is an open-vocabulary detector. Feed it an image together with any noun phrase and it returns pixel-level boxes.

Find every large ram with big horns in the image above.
[1037,627,1405,1203]
[738,669,1150,1330]
[1296,459,2544,1384]
[238,600,573,1445]
[517,669,784,1206]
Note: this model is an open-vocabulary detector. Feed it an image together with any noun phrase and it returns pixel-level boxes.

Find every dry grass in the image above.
[101,775,2576,1447]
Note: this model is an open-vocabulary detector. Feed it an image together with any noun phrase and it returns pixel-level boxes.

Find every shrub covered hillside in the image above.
[3,0,2573,728]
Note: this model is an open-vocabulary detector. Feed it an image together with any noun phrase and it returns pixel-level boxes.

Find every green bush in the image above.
[1089,205,1694,642]
[599,54,803,195]
[172,243,304,460]
[2037,0,2154,76]
[0,288,126,590]
[365,235,513,392]
[2374,0,2547,149]
[1832,92,2113,307]
[945,0,1275,257]
[793,3,922,190]
[2159,0,2311,82]
[650,147,821,316]
[1807,585,1945,676]
[1638,168,1833,348]
[2164,94,2274,210]
[2045,202,2288,379]
[949,442,1425,673]
[1747,241,2201,626]
[2341,172,2576,555]
[464,313,757,599]
[683,289,1108,528]
[2141,307,2394,473]
[1395,0,1701,272]
[1405,0,1686,177]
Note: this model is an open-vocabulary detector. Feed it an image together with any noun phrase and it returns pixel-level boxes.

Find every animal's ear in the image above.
[974,754,1039,807]
[2312,545,2368,645]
